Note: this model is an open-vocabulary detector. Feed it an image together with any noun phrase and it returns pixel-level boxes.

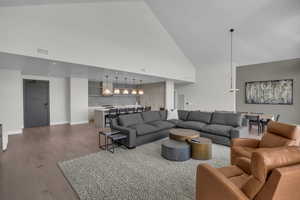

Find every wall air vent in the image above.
[37,48,49,55]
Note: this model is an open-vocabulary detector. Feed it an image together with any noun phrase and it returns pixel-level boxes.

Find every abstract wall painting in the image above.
[245,79,293,105]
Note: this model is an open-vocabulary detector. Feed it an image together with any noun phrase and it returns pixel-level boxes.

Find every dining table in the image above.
[242,113,275,121]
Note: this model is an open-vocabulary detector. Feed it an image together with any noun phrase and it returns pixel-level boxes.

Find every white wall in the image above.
[0,1,195,82]
[22,75,70,125]
[0,69,23,149]
[139,82,165,110]
[176,64,235,111]
[165,80,175,110]
[70,78,88,125]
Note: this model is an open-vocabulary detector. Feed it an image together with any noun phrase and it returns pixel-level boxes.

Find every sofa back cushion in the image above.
[141,111,161,123]
[188,111,212,124]
[118,113,144,127]
[211,112,241,127]
[159,110,167,120]
[178,110,190,121]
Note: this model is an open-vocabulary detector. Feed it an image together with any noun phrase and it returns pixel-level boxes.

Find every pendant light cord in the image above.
[230,29,234,89]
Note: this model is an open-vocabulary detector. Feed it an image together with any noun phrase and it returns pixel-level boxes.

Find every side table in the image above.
[98,129,127,153]
[189,137,212,160]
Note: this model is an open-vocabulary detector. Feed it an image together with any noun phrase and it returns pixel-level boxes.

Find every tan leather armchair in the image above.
[196,146,300,200]
[231,121,300,165]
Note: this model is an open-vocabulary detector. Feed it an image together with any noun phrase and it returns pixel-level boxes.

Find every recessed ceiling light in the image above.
[52,62,57,65]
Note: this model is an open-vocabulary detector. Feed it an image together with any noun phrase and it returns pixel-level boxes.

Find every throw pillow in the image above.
[167,109,179,120]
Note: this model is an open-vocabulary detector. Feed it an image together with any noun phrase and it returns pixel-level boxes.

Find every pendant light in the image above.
[123,77,129,95]
[228,28,239,93]
[131,78,137,95]
[103,75,112,95]
[114,76,120,94]
[138,80,144,95]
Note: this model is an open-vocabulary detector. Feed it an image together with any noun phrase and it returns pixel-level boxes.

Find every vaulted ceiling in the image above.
[145,0,300,67]
[1,0,299,68]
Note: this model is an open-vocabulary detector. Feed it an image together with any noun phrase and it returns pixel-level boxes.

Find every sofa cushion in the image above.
[201,124,233,137]
[167,119,182,126]
[118,113,143,127]
[141,111,161,123]
[149,121,175,130]
[188,111,212,124]
[177,121,206,130]
[128,123,159,136]
[211,112,242,127]
[159,111,167,120]
[178,110,190,121]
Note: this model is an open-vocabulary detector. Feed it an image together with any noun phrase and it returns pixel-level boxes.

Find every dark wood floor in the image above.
[0,124,101,200]
[0,123,260,200]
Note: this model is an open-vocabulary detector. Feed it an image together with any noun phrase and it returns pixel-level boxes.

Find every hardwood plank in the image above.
[0,124,101,200]
[0,123,258,200]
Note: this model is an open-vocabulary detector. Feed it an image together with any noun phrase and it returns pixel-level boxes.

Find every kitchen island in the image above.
[91,105,142,128]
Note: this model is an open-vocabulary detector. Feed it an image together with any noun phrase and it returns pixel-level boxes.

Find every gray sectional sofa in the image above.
[111,110,245,148]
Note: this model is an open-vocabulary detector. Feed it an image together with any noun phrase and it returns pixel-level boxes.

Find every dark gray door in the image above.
[24,79,50,128]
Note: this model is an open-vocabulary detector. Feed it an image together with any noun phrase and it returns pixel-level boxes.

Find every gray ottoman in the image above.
[161,139,191,161]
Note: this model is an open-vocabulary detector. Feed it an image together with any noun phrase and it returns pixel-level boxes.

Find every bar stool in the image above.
[144,106,151,112]
[127,107,135,114]
[105,108,118,126]
[118,108,128,116]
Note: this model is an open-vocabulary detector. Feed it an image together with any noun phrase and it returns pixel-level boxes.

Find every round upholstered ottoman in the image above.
[161,139,191,161]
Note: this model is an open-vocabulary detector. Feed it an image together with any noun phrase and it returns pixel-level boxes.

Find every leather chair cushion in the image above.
[259,133,294,148]
[231,146,257,160]
[177,120,206,130]
[218,166,250,189]
[251,147,300,182]
[267,121,300,140]
[201,124,233,137]
[218,165,244,178]
[229,174,251,189]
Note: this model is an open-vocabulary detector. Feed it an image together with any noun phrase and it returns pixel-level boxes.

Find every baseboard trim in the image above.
[50,121,70,126]
[7,129,23,135]
[70,121,89,125]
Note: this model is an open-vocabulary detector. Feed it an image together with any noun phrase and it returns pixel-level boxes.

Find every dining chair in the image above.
[246,115,262,134]
[260,118,271,133]
[105,108,118,126]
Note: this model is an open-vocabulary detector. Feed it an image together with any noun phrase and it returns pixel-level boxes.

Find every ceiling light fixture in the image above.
[123,77,129,95]
[114,77,120,94]
[138,80,144,95]
[228,28,239,93]
[103,75,112,95]
[131,78,137,95]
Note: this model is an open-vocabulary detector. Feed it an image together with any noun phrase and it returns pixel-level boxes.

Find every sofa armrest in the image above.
[196,164,249,200]
[230,126,248,139]
[111,119,137,148]
[231,138,260,148]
